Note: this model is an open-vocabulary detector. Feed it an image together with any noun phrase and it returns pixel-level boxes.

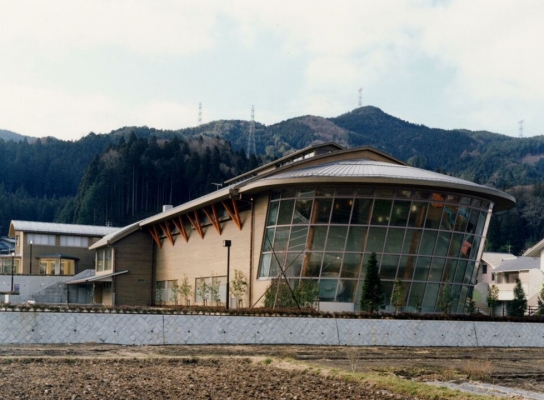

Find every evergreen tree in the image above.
[487,284,499,316]
[360,252,383,313]
[508,278,527,317]
[537,283,544,316]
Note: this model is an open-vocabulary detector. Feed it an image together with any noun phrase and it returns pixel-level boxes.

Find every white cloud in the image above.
[0,0,217,57]
[1,0,544,138]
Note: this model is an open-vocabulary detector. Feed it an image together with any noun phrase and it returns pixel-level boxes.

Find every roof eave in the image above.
[239,176,516,212]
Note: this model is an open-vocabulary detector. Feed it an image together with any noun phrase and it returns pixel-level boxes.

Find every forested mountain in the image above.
[1,105,543,253]
[0,129,30,142]
[57,134,259,227]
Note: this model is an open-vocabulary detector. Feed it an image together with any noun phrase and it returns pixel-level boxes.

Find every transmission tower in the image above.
[519,119,524,138]
[198,102,202,125]
[358,88,362,107]
[247,105,256,155]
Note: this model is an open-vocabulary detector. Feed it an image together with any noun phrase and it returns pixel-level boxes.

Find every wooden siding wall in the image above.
[155,195,270,307]
[114,231,153,306]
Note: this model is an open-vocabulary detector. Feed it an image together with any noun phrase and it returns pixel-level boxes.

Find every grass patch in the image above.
[461,359,493,381]
[266,358,497,400]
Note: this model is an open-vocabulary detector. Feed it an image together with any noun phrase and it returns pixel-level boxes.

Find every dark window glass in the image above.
[454,260,468,283]
[402,229,422,254]
[441,205,457,230]
[380,255,399,279]
[423,283,439,312]
[351,199,372,224]
[277,200,295,225]
[457,285,469,313]
[321,253,342,276]
[288,226,308,252]
[425,203,443,229]
[331,198,353,224]
[336,187,355,196]
[315,187,334,197]
[371,200,392,225]
[408,202,427,227]
[383,228,405,254]
[397,255,416,280]
[475,210,487,237]
[293,199,313,224]
[302,252,323,278]
[356,187,374,196]
[449,233,464,257]
[471,198,482,208]
[376,187,395,197]
[270,190,281,200]
[267,202,279,225]
[428,258,445,282]
[455,207,470,232]
[285,252,303,278]
[308,226,327,251]
[413,257,432,280]
[435,232,452,257]
[390,201,411,227]
[336,280,356,303]
[296,188,315,198]
[446,194,460,204]
[326,226,348,252]
[341,253,361,278]
[442,259,457,283]
[263,228,274,251]
[464,262,475,284]
[408,282,426,309]
[366,227,387,253]
[273,227,290,253]
[314,198,332,223]
[466,208,480,234]
[414,191,431,200]
[396,190,412,199]
[418,230,437,255]
[259,254,271,278]
[282,188,296,198]
[345,226,367,252]
[381,281,394,309]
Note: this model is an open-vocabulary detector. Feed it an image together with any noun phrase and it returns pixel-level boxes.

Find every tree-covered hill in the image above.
[1,105,544,252]
[0,128,31,142]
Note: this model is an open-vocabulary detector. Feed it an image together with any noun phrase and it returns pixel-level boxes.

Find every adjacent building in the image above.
[89,143,515,313]
[474,239,544,315]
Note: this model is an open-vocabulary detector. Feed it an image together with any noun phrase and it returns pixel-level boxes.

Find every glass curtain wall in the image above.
[258,186,492,313]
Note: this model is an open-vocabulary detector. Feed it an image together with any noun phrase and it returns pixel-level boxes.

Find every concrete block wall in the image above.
[1,311,544,347]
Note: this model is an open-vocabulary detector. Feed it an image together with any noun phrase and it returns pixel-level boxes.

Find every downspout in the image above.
[249,197,254,307]
[111,246,116,306]
[151,232,156,306]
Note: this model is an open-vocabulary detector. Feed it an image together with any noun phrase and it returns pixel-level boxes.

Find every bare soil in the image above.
[1,344,544,399]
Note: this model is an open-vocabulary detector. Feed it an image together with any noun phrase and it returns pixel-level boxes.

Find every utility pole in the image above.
[198,102,202,125]
[519,120,524,138]
[358,87,362,107]
[247,105,256,155]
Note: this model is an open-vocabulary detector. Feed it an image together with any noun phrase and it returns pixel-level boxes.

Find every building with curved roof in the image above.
[90,143,515,312]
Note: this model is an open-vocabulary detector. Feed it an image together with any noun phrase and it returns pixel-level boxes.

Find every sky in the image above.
[1,0,544,140]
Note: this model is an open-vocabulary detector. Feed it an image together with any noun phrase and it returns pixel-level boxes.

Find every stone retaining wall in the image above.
[1,311,543,347]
